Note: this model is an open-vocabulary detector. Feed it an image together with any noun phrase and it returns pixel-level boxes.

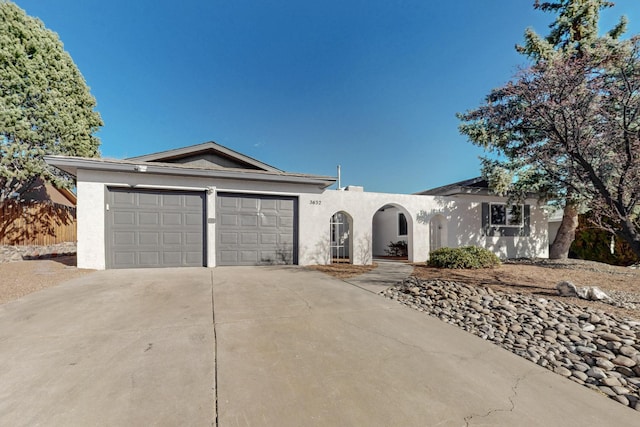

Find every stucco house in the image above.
[45,141,549,269]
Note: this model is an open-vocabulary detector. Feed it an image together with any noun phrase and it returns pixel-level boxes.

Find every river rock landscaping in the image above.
[384,276,640,411]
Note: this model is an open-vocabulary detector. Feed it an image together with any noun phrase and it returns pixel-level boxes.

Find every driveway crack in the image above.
[463,371,530,426]
[211,269,218,427]
[278,285,312,311]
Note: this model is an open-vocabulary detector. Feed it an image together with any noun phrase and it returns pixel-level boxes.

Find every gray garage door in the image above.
[106,188,205,268]
[216,193,297,266]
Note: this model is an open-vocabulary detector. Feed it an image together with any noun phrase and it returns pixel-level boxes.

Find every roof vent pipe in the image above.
[337,165,342,190]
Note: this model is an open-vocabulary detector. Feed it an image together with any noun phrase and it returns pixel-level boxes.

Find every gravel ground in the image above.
[412,259,640,321]
[385,277,640,411]
[0,257,94,304]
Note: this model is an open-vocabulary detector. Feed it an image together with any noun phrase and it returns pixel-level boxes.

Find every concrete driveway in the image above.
[1,266,638,426]
[0,268,215,426]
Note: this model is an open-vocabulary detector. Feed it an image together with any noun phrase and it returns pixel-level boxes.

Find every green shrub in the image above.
[385,240,408,257]
[428,246,501,269]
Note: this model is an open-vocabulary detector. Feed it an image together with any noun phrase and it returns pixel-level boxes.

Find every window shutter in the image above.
[523,204,531,237]
[481,203,490,236]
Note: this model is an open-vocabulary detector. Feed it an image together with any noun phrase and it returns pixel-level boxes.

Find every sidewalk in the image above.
[343,258,413,293]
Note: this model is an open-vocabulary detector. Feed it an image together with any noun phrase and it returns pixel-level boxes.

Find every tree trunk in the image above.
[549,202,579,259]
[617,217,640,260]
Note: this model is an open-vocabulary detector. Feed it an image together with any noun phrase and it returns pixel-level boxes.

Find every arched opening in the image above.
[429,214,447,252]
[330,211,352,263]
[372,204,412,260]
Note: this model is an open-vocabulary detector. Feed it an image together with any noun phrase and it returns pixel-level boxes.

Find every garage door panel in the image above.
[241,233,258,244]
[220,197,237,208]
[220,214,238,226]
[162,252,181,264]
[185,232,202,245]
[279,199,294,211]
[113,212,135,225]
[114,232,135,245]
[261,215,277,227]
[219,251,238,263]
[139,252,160,265]
[279,216,294,228]
[139,193,160,206]
[113,192,135,205]
[261,199,277,210]
[240,251,258,263]
[185,213,202,225]
[259,251,277,262]
[185,251,203,264]
[260,233,277,245]
[219,232,238,244]
[139,212,160,225]
[240,215,258,226]
[216,193,297,266]
[114,252,135,266]
[162,232,181,245]
[139,232,160,245]
[241,198,259,210]
[185,196,203,207]
[107,188,204,268]
[162,194,182,207]
[162,212,182,226]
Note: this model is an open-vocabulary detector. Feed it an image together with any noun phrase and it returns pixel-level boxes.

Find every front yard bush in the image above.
[428,246,500,269]
[385,240,408,257]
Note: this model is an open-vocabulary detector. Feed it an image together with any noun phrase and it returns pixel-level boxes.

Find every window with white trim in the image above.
[490,203,523,227]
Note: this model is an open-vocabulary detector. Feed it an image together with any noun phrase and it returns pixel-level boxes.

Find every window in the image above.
[398,213,408,236]
[490,203,523,227]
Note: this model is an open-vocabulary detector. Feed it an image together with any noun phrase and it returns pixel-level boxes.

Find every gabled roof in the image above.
[44,155,336,189]
[126,141,282,172]
[415,177,490,196]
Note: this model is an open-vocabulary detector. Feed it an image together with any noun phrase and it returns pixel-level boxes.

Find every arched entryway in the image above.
[330,211,352,263]
[429,214,447,252]
[372,204,412,260]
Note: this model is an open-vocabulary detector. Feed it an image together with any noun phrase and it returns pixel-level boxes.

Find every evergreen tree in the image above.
[459,0,628,259]
[0,1,102,202]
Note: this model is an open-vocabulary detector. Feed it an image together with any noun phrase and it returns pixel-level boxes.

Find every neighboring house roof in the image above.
[416,176,541,199]
[415,177,490,196]
[19,177,76,208]
[44,155,337,189]
[125,141,283,172]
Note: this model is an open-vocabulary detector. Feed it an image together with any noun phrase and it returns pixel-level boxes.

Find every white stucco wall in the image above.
[297,190,549,265]
[75,168,549,269]
[443,196,549,260]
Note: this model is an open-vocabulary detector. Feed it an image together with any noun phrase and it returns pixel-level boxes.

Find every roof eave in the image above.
[44,156,336,189]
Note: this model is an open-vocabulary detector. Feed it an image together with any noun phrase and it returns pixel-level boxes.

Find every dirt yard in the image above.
[0,257,94,304]
[316,259,640,320]
[409,259,640,320]
[307,263,378,278]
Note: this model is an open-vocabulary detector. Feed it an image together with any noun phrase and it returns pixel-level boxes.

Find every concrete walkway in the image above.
[343,258,413,293]
[1,266,639,426]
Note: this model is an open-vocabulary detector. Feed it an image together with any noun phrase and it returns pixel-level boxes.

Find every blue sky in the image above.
[14,0,640,193]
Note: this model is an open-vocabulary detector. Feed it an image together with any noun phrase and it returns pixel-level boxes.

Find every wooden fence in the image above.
[0,201,76,246]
